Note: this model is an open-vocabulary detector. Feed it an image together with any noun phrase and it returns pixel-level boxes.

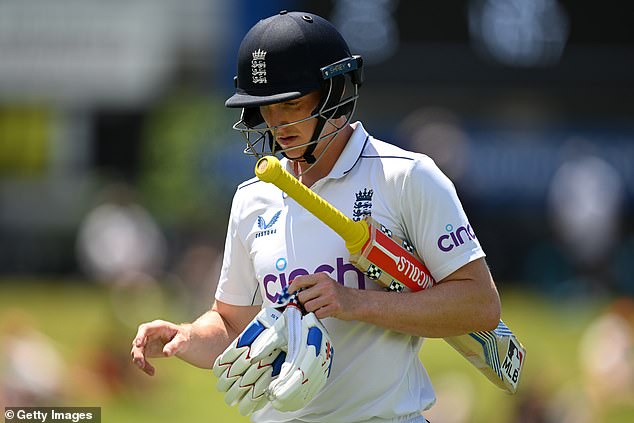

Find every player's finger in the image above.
[304,289,340,314]
[309,303,338,319]
[301,297,325,315]
[132,320,169,348]
[136,321,179,346]
[131,343,147,367]
[297,276,339,302]
[139,359,156,376]
[287,278,302,294]
[295,284,320,304]
[137,337,144,348]
[288,274,317,293]
[288,273,330,293]
[131,348,156,376]
[131,321,179,374]
[132,324,150,348]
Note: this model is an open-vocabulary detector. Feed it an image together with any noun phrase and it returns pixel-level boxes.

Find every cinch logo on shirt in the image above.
[436,223,477,252]
[263,257,365,303]
[255,210,282,238]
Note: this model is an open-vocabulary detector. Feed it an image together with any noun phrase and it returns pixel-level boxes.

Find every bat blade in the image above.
[353,217,525,393]
[255,156,525,393]
[446,321,525,392]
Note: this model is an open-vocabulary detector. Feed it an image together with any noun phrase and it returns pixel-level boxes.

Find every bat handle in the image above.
[255,156,369,254]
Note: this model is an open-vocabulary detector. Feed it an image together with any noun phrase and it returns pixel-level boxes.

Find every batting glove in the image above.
[260,304,335,412]
[212,307,287,415]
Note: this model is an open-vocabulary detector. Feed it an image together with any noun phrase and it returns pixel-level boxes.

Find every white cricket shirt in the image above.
[215,122,485,422]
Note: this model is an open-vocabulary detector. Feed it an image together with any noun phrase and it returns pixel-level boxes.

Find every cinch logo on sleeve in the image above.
[263,257,365,303]
[437,223,477,252]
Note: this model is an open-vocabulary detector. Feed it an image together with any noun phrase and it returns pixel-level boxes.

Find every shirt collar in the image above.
[327,121,369,179]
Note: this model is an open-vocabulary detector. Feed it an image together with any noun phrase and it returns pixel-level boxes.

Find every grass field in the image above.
[1,279,632,423]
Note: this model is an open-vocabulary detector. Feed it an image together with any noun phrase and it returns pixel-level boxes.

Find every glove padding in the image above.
[213,303,334,414]
[251,305,334,412]
[212,307,287,415]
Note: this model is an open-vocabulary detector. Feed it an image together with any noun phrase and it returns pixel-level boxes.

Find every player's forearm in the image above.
[175,310,236,369]
[351,276,501,338]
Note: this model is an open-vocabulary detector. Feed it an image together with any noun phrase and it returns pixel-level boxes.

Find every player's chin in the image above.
[282,148,307,162]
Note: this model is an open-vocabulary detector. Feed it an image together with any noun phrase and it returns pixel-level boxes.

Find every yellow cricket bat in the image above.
[255,156,525,394]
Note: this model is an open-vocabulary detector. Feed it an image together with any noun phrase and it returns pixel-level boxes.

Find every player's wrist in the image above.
[344,286,372,321]
[350,288,398,324]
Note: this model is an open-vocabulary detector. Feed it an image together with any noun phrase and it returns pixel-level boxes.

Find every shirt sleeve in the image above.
[214,190,262,306]
[400,156,485,281]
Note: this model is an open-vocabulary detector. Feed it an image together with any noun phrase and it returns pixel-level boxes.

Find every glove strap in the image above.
[284,302,303,365]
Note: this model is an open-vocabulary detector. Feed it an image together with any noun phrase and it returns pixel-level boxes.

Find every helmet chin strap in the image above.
[302,148,317,164]
[300,117,326,164]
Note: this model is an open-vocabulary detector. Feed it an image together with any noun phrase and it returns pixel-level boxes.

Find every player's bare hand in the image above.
[130,320,192,376]
[289,273,359,320]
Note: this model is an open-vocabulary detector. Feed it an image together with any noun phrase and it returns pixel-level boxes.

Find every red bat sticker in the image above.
[362,224,435,292]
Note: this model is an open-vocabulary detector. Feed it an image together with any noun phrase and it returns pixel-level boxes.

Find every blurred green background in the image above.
[1,1,633,422]
[2,280,632,422]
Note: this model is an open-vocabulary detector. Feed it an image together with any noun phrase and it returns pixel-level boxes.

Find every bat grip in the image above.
[255,156,369,254]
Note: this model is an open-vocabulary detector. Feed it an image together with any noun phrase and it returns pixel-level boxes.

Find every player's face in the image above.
[259,91,321,161]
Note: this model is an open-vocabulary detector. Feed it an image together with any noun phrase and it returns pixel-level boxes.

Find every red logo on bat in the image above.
[366,229,435,291]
